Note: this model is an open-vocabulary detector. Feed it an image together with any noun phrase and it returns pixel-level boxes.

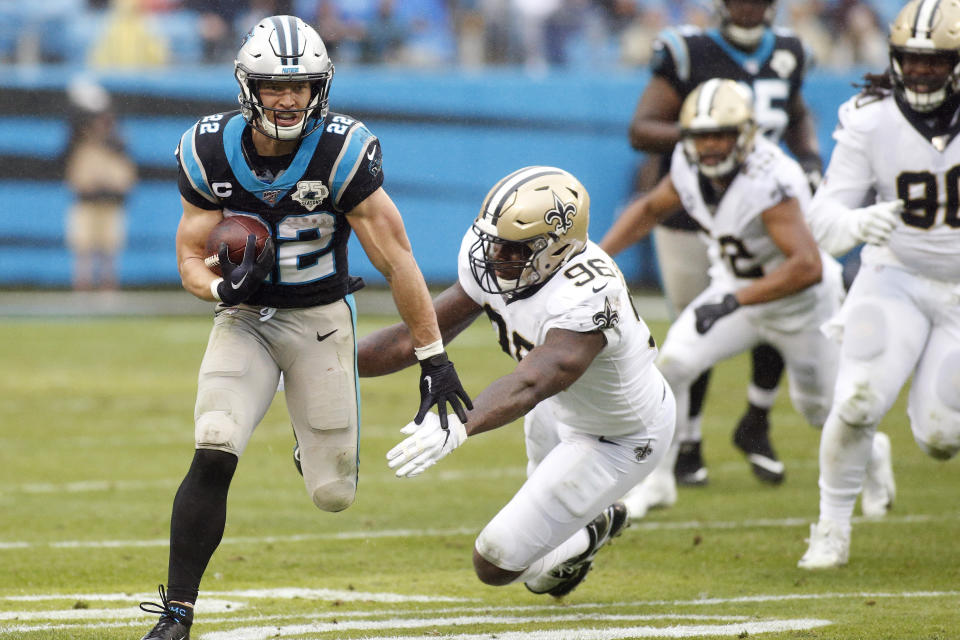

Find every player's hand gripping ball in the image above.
[204,216,271,276]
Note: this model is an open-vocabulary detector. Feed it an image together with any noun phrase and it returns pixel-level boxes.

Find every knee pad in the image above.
[794,394,831,429]
[836,381,885,427]
[842,303,887,361]
[655,350,698,390]
[195,409,242,453]
[936,351,960,412]
[303,444,358,512]
[311,478,356,512]
[916,439,958,460]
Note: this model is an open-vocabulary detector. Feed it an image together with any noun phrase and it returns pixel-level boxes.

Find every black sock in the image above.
[688,368,711,422]
[166,449,238,606]
[750,343,784,391]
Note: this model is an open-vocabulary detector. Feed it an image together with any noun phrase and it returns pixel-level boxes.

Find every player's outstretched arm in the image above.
[598,174,682,257]
[348,188,473,427]
[464,328,605,438]
[357,282,483,377]
[746,198,823,303]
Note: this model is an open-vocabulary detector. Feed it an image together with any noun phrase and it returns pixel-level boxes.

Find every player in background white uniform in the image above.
[799,0,960,569]
[602,79,846,518]
[358,167,675,597]
[627,0,823,487]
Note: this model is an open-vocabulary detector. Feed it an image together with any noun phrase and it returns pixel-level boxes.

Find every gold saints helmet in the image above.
[679,78,758,178]
[889,0,960,113]
[469,166,589,295]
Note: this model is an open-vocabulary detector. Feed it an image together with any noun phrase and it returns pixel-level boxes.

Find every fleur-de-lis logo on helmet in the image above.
[544,191,577,234]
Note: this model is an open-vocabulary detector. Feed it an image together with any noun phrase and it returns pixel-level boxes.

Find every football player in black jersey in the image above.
[137,16,471,640]
[603,0,822,490]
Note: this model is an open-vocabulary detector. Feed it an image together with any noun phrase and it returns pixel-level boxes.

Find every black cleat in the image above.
[524,502,629,597]
[139,585,192,640]
[733,408,785,484]
[674,440,708,486]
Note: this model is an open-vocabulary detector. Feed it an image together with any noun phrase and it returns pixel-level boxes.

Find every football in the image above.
[204,215,270,276]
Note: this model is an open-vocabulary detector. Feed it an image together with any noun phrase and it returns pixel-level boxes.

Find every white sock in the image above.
[817,414,874,525]
[685,414,703,442]
[514,528,590,584]
[747,383,778,410]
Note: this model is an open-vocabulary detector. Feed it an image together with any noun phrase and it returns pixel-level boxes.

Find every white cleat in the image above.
[798,519,850,570]
[622,468,677,521]
[861,431,895,518]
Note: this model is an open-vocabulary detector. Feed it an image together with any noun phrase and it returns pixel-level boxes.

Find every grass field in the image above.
[1,308,959,639]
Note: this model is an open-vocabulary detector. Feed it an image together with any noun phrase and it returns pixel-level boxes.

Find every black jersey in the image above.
[176,110,383,308]
[650,25,810,229]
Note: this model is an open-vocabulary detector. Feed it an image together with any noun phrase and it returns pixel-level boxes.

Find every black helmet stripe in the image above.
[914,0,941,38]
[287,15,300,62]
[696,78,723,119]
[481,167,563,223]
[269,15,301,65]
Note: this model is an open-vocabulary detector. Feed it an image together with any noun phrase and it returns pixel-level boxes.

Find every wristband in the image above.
[414,339,444,360]
[210,277,224,302]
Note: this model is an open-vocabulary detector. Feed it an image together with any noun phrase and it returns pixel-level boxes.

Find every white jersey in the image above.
[669,135,839,331]
[811,93,960,282]
[457,233,667,437]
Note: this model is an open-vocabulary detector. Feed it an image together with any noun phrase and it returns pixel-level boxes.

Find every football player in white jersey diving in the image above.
[601,78,896,521]
[798,0,960,570]
[358,166,676,597]
[137,16,470,640]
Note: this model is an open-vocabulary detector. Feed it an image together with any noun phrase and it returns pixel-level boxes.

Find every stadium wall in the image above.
[0,66,866,288]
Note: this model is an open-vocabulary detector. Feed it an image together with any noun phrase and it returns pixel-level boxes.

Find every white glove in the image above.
[386,411,467,478]
[854,200,903,246]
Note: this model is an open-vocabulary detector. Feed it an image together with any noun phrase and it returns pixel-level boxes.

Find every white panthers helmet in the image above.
[679,78,757,178]
[713,0,777,49]
[469,166,589,296]
[235,15,333,140]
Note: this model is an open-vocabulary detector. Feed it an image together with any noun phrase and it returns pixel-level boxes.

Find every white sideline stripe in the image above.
[1,587,468,604]
[2,513,956,551]
[200,615,831,640]
[0,612,749,635]
[3,592,958,637]
[326,621,832,640]
[0,599,245,621]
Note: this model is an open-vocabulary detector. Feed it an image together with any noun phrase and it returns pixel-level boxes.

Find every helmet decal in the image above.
[545,191,577,234]
[469,167,590,296]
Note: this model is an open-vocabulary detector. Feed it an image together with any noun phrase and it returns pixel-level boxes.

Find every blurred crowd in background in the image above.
[0,0,908,72]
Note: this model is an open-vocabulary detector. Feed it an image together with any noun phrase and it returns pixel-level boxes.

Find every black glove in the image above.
[416,352,473,429]
[694,293,740,335]
[217,234,275,306]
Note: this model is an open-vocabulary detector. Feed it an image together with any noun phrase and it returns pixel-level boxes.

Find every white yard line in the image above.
[3,589,958,638]
[1,513,955,551]
[199,615,830,640]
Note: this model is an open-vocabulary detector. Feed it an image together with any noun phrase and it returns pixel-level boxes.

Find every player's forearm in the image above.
[599,199,657,256]
[384,257,442,349]
[461,373,548,437]
[357,323,417,377]
[736,252,823,305]
[178,255,220,301]
[628,120,680,153]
